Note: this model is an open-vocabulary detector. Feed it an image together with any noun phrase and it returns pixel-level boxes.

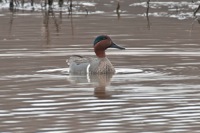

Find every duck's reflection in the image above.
[69,74,113,99]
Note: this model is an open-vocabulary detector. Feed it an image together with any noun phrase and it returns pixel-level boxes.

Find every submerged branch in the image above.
[146,0,151,29]
[31,0,34,7]
[68,0,73,15]
[146,0,150,15]
[194,4,200,16]
[116,1,120,13]
[58,0,64,7]
[116,1,120,19]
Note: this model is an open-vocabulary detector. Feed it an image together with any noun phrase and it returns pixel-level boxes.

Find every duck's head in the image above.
[93,35,125,58]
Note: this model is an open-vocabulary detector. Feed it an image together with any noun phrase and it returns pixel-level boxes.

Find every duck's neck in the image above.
[95,49,106,58]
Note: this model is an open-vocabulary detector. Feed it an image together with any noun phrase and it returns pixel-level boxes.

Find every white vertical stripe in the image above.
[86,64,91,74]
[86,64,91,82]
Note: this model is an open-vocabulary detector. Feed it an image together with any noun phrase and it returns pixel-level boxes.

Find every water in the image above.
[1,0,200,132]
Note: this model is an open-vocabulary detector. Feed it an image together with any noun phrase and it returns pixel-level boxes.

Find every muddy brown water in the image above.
[1,1,200,132]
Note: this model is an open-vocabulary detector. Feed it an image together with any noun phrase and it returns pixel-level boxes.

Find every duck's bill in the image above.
[110,42,125,50]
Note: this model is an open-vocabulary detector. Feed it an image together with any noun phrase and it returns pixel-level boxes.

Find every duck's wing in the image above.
[67,55,91,75]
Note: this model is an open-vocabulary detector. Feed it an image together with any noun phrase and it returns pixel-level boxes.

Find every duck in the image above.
[67,35,125,75]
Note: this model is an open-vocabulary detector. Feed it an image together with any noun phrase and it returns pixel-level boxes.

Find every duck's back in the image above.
[67,55,90,75]
[68,55,115,75]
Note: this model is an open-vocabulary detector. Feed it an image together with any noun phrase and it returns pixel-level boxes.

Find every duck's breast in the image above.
[90,58,115,74]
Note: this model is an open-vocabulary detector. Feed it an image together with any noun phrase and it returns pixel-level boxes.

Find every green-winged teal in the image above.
[67,35,125,74]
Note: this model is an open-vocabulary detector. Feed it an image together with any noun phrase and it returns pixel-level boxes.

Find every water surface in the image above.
[1,1,200,132]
